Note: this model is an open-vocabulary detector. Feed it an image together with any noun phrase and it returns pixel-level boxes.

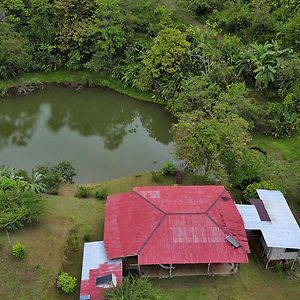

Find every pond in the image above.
[0,87,174,183]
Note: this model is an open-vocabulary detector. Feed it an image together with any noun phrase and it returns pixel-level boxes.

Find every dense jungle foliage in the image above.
[0,0,299,188]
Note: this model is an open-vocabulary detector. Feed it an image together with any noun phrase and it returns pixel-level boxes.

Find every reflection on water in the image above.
[0,87,174,183]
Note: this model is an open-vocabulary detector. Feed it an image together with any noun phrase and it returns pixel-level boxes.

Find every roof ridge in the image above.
[206,214,248,254]
[205,188,227,214]
[138,215,167,254]
[132,190,166,214]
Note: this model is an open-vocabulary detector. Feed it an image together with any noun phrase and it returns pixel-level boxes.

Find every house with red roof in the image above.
[80,186,249,299]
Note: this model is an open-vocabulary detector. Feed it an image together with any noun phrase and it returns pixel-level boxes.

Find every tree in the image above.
[24,0,59,71]
[0,189,44,231]
[174,111,251,181]
[237,40,292,89]
[0,24,31,79]
[167,77,220,115]
[55,0,98,69]
[136,28,190,92]
[85,0,128,72]
[218,82,259,125]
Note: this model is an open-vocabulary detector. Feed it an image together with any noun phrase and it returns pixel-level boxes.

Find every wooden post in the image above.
[266,258,271,269]
[6,228,11,245]
[169,264,173,278]
[291,257,297,270]
[207,263,211,274]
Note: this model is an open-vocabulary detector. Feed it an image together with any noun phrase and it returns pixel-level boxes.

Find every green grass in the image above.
[0,70,164,104]
[0,172,197,300]
[153,254,300,300]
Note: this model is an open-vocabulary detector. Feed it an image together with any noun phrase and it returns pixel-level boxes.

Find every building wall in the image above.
[268,248,299,260]
[260,238,299,260]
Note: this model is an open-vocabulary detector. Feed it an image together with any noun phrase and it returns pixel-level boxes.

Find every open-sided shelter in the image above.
[237,189,300,269]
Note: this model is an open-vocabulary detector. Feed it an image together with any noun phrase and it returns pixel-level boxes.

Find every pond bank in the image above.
[0,70,164,104]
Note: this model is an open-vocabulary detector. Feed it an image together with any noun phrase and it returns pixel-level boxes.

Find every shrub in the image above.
[33,165,61,195]
[52,160,76,183]
[160,162,177,176]
[243,180,281,200]
[151,170,163,182]
[75,186,91,198]
[95,188,108,201]
[43,171,61,195]
[12,243,25,260]
[266,102,299,138]
[56,272,77,294]
[0,189,44,231]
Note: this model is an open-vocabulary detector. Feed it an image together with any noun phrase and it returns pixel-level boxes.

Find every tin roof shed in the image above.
[237,190,300,249]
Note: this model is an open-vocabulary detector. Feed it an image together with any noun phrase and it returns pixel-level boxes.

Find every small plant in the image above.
[95,187,108,201]
[160,162,177,175]
[151,170,163,182]
[68,232,79,252]
[75,186,91,198]
[52,160,76,183]
[56,272,77,294]
[12,243,25,260]
[243,180,281,200]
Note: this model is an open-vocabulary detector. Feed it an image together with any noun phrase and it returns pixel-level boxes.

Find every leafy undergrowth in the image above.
[253,133,300,212]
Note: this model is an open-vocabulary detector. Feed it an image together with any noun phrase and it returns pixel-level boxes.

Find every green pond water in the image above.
[0,87,174,183]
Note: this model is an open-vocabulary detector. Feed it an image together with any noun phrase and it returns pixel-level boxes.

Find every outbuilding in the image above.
[237,189,300,269]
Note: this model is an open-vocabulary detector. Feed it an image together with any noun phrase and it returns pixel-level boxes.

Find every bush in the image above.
[243,180,281,200]
[266,102,299,138]
[151,170,163,182]
[75,186,91,198]
[105,275,162,300]
[160,162,177,176]
[33,161,76,194]
[95,188,108,201]
[0,189,44,231]
[12,243,25,260]
[52,160,76,183]
[33,165,61,195]
[56,272,77,294]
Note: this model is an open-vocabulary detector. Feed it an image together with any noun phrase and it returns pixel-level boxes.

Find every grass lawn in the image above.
[153,253,300,300]
[0,134,299,300]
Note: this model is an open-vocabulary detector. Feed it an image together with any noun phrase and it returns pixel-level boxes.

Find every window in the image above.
[285,248,298,253]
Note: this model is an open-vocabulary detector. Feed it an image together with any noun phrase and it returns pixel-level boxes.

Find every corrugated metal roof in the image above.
[104,186,249,265]
[80,241,122,300]
[238,190,300,249]
[236,205,262,230]
[249,199,271,221]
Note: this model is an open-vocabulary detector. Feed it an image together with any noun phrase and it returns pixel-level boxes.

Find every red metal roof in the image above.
[104,186,249,265]
[80,262,122,300]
